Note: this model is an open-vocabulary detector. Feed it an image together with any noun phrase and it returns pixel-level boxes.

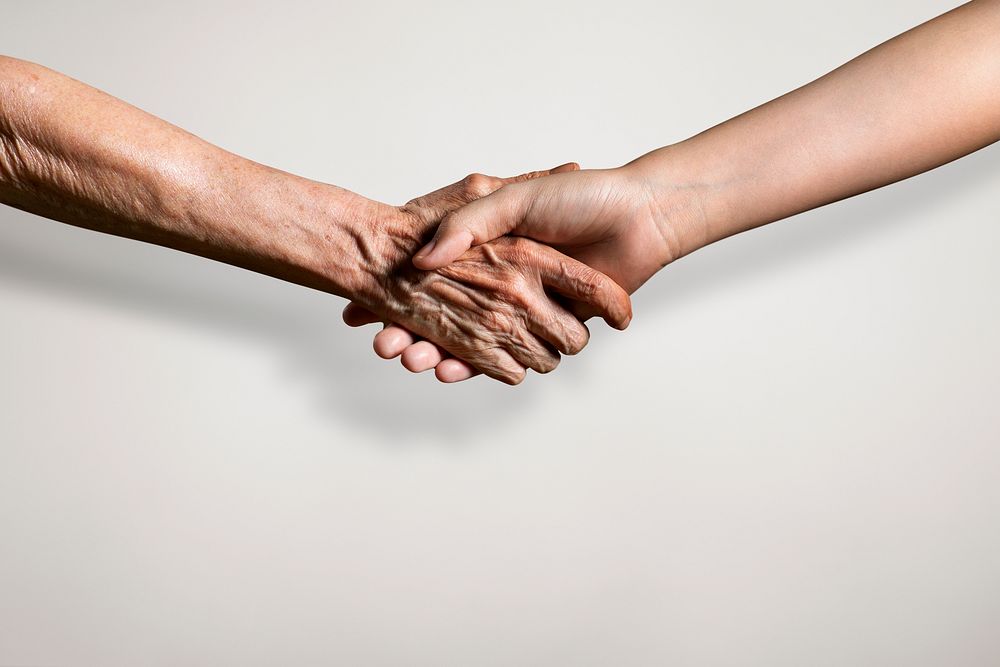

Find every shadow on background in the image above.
[0,145,996,441]
[0,209,558,443]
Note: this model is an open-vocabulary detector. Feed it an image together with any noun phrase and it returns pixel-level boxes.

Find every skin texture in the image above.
[357,0,1000,382]
[353,177,631,381]
[0,57,631,385]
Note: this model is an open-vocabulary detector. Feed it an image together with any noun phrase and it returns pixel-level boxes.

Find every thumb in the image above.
[413,184,529,270]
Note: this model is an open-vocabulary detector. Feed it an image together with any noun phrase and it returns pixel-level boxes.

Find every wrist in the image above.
[623,140,740,262]
[176,156,386,300]
[220,167,436,319]
[333,199,428,311]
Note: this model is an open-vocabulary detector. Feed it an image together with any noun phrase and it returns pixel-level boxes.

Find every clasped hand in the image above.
[347,164,642,385]
[346,160,692,384]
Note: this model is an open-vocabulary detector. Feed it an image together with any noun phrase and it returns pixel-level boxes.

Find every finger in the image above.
[500,161,579,184]
[342,302,381,327]
[413,185,529,270]
[503,331,562,375]
[406,163,577,219]
[400,341,445,373]
[435,358,479,383]
[387,324,522,383]
[373,326,417,359]
[526,298,592,356]
[565,300,611,324]
[533,246,633,330]
[467,347,527,385]
[451,163,579,204]
[413,163,576,269]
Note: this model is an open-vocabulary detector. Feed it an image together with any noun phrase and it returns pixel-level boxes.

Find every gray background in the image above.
[2,1,998,665]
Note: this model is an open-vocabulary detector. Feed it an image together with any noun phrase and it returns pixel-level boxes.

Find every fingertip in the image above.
[562,321,590,356]
[606,309,632,331]
[606,314,630,331]
[499,366,527,386]
[612,295,634,331]
[435,359,478,383]
[342,302,379,327]
[603,295,632,330]
[552,162,580,173]
[414,228,474,270]
[401,341,444,373]
[373,327,414,359]
[597,280,633,331]
[411,254,438,270]
[412,239,438,268]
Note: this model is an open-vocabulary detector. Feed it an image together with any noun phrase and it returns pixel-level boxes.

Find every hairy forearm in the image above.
[634,0,1000,255]
[0,55,373,296]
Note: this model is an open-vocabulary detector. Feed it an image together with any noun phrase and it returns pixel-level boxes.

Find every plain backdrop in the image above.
[2,1,999,665]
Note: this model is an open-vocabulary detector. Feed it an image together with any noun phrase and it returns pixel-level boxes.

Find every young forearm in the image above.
[0,55,371,296]
[635,0,1000,255]
[360,1,1000,383]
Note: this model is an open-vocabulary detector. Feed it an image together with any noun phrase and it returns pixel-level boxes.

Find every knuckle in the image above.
[506,235,531,251]
[503,275,533,307]
[568,264,601,298]
[501,238,537,267]
[462,172,501,198]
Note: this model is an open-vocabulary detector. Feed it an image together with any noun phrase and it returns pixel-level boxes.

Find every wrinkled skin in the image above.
[347,165,694,381]
[0,58,630,387]
[350,168,633,384]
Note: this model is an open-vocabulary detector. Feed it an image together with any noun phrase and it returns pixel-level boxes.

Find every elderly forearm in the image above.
[634,0,1000,254]
[0,57,632,384]
[0,55,373,296]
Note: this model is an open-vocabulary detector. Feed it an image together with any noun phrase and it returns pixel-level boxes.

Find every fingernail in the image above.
[415,239,436,260]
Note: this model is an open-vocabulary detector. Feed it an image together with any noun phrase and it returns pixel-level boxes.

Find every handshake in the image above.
[2,0,997,386]
[336,161,686,385]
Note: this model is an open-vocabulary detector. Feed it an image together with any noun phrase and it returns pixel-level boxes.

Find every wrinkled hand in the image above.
[352,164,699,381]
[347,166,633,384]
